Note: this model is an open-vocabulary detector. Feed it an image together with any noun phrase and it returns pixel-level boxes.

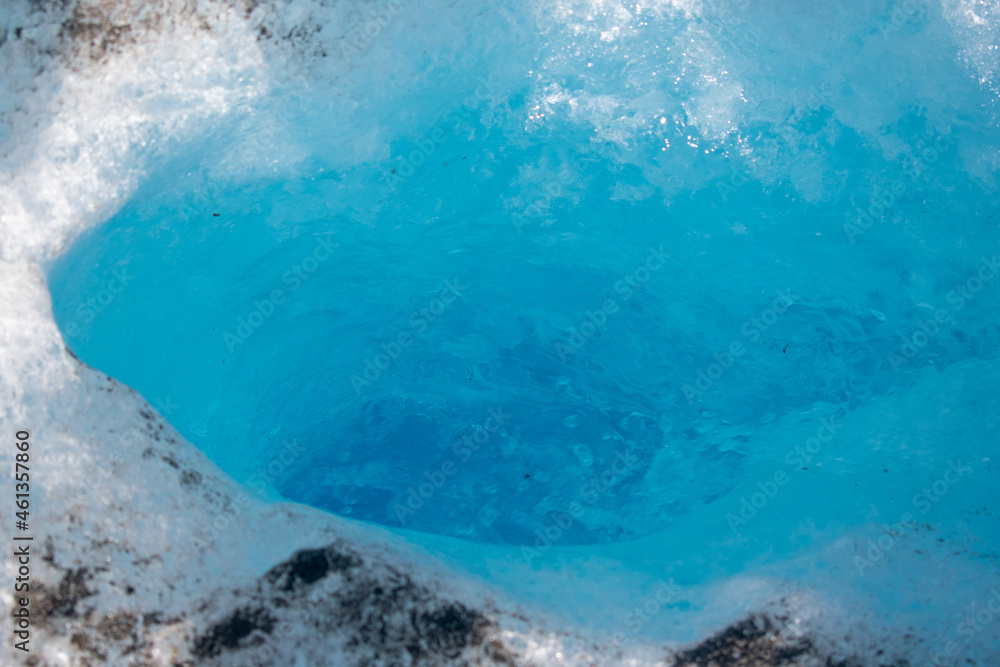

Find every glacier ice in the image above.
[2,0,1000,664]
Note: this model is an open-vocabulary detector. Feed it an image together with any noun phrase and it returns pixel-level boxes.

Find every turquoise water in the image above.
[49,0,1000,561]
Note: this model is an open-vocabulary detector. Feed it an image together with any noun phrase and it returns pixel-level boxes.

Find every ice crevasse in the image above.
[2,0,1000,665]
